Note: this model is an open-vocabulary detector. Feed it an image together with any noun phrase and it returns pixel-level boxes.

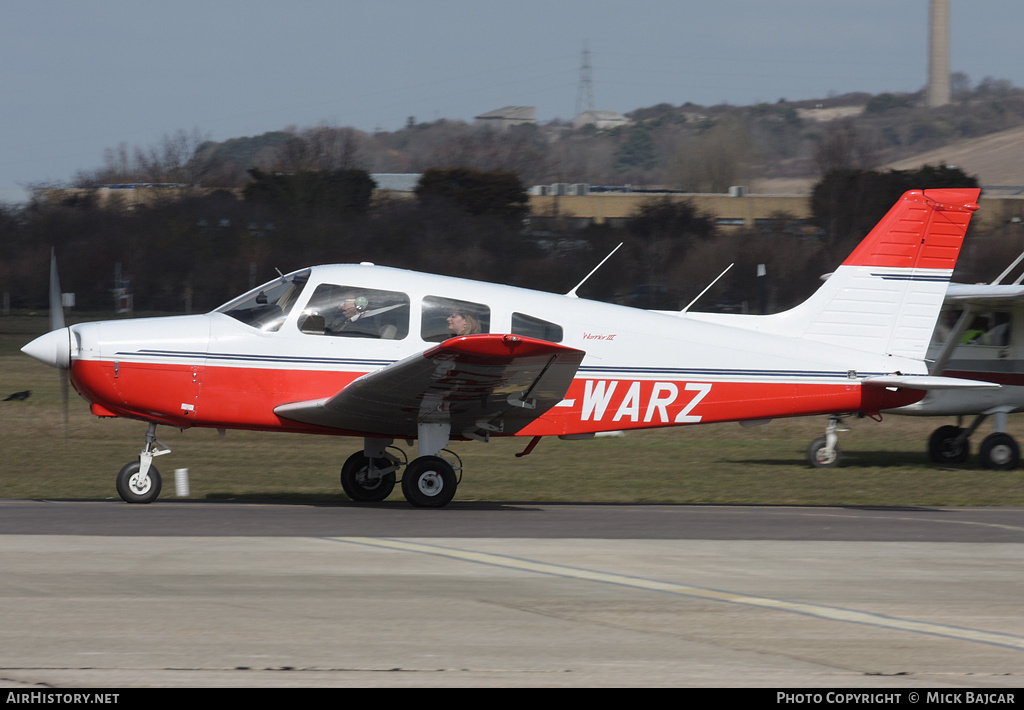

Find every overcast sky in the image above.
[1,0,1020,202]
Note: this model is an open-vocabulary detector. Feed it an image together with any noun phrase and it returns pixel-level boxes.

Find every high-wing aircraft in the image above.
[892,276,1024,470]
[22,188,988,507]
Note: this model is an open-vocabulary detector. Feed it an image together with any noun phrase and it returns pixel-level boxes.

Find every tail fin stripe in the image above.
[873,272,952,283]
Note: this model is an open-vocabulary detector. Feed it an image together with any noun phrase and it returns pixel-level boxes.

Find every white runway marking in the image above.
[336,536,1024,652]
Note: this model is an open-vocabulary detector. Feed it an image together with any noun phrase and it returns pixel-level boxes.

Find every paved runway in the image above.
[0,500,1022,688]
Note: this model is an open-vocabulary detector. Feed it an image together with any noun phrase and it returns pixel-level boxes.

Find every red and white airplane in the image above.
[22,188,989,507]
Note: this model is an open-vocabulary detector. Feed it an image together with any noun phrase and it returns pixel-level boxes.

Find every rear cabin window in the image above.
[421,296,490,342]
[511,313,563,342]
[297,284,409,339]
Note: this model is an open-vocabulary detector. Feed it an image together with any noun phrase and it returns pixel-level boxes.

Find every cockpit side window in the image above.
[297,284,410,339]
[511,313,563,343]
[421,296,490,342]
[215,270,310,332]
[933,307,1011,348]
[962,310,1011,347]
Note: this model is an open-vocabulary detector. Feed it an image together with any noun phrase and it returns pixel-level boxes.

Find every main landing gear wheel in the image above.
[401,456,457,508]
[807,437,841,468]
[340,452,397,502]
[115,461,162,504]
[979,433,1020,471]
[928,425,969,464]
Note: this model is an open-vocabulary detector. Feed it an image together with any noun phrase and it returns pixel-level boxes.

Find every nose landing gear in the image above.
[116,423,171,503]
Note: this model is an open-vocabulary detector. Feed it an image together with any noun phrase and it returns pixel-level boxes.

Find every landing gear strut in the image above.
[116,423,170,503]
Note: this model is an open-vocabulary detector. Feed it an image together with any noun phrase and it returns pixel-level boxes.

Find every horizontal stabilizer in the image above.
[863,375,1000,391]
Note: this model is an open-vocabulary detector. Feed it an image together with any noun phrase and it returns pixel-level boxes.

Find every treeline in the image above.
[3,164,1011,320]
[2,168,576,313]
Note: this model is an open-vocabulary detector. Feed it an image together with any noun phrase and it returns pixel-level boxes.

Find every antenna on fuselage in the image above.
[566,243,623,298]
[679,263,733,314]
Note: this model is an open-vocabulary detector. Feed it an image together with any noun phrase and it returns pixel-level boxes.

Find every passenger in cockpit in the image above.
[447,308,481,336]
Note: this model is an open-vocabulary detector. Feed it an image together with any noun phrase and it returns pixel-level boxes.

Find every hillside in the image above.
[883,125,1024,187]
[754,124,1024,195]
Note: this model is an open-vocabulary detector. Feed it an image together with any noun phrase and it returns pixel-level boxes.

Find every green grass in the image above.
[3,314,1023,505]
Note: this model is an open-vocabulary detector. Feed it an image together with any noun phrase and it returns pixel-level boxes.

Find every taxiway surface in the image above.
[0,500,1021,687]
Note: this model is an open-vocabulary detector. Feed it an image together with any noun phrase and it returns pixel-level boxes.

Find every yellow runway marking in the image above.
[336,536,1024,652]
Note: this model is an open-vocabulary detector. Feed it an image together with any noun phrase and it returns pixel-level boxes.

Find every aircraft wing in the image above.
[863,375,1000,390]
[944,283,1024,308]
[274,334,586,439]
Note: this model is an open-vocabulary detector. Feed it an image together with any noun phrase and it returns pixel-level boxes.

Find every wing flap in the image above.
[274,334,585,438]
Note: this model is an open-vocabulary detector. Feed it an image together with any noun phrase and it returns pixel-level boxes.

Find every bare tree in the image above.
[264,125,367,173]
[75,129,209,186]
[813,120,863,175]
[670,120,749,192]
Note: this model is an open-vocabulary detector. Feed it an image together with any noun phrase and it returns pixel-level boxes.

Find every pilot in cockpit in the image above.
[328,293,381,337]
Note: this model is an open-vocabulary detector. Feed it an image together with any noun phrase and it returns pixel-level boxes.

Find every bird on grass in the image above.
[3,390,31,401]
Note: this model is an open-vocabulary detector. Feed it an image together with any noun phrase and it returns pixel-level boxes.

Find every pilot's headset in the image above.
[353,295,369,312]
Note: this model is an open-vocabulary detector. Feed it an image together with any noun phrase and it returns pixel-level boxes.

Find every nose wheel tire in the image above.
[115,461,162,504]
[401,456,457,508]
[341,452,397,502]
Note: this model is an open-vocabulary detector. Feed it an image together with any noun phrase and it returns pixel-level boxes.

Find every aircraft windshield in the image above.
[215,269,311,332]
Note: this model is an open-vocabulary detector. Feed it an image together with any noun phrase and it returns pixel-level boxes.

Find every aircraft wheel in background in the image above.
[979,433,1020,471]
[115,461,162,504]
[928,425,970,464]
[340,452,397,502]
[401,456,457,508]
[807,437,841,468]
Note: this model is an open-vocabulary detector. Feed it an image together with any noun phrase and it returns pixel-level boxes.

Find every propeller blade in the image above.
[49,248,65,332]
[60,368,69,442]
[49,248,69,440]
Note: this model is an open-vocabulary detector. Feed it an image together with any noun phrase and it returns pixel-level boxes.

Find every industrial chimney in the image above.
[927,0,951,107]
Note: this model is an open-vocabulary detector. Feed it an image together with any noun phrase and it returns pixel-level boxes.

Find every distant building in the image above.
[475,106,537,129]
[572,110,631,130]
[371,173,421,192]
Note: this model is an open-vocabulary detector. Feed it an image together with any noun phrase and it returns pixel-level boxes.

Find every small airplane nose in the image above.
[22,328,71,369]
